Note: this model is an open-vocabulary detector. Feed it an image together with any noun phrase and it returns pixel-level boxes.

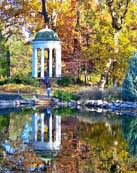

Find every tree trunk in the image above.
[41,0,50,24]
[6,49,10,77]
[99,59,112,90]
[84,71,87,86]
[51,10,57,31]
[105,0,129,87]
[112,30,120,86]
[50,5,61,32]
[99,30,120,90]
[41,0,62,31]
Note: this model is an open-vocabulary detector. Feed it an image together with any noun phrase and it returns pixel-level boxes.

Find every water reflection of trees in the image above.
[0,116,9,141]
[122,115,137,157]
[0,108,137,172]
[52,112,137,173]
[75,121,128,172]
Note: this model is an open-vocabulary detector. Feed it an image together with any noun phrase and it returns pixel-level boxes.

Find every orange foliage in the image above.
[56,0,78,61]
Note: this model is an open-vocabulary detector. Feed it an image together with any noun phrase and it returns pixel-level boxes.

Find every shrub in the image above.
[122,52,137,102]
[76,87,122,101]
[0,75,39,87]
[54,90,78,101]
[0,78,9,85]
[103,87,122,101]
[76,87,103,100]
[57,76,73,86]
[75,78,84,85]
[11,75,39,87]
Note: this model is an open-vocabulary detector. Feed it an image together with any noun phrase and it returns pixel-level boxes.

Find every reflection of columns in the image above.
[32,113,38,142]
[41,48,45,78]
[32,48,38,77]
[56,47,61,77]
[55,116,61,144]
[41,113,45,142]
[49,48,52,77]
[49,113,52,143]
[32,112,62,150]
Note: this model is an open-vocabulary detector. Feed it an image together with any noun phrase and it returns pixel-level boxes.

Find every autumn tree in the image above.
[0,0,136,85]
[80,0,115,86]
[98,0,131,89]
[0,0,77,78]
[0,0,41,77]
[79,0,137,88]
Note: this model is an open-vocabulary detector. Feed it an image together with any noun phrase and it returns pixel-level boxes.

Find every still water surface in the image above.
[0,106,137,172]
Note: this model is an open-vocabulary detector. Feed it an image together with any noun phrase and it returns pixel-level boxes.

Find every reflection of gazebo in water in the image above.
[32,26,62,78]
[32,109,61,156]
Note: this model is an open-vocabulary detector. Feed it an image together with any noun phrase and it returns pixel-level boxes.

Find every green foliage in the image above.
[75,78,84,85]
[54,90,78,101]
[0,28,8,77]
[12,75,39,87]
[10,39,32,77]
[0,75,39,87]
[53,107,77,117]
[0,58,8,77]
[0,77,9,85]
[122,52,137,101]
[0,116,9,131]
[122,116,137,157]
[0,116,9,142]
[57,76,73,86]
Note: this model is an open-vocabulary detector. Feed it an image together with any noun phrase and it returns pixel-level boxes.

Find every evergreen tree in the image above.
[122,52,137,101]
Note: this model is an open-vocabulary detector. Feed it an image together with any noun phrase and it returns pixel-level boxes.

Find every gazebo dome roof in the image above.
[33,27,60,41]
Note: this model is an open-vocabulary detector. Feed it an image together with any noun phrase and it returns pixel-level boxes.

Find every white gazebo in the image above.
[32,26,61,78]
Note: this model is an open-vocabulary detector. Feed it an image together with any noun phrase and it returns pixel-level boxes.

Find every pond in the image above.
[0,106,137,172]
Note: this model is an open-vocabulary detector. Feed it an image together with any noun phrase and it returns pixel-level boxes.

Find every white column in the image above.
[49,48,52,77]
[58,116,61,143]
[55,116,61,145]
[40,113,45,142]
[56,47,61,77]
[48,113,52,144]
[32,113,38,142]
[32,48,38,77]
[40,48,45,78]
